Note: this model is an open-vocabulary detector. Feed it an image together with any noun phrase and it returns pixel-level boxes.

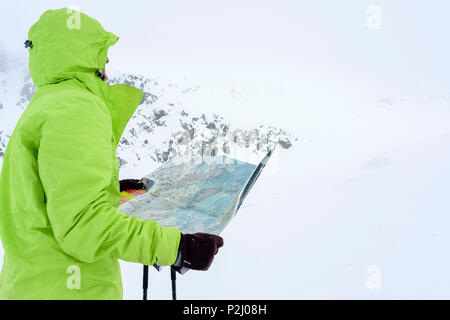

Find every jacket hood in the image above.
[27,8,144,145]
[28,8,117,88]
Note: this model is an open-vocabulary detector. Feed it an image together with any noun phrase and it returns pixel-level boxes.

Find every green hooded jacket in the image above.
[0,8,181,299]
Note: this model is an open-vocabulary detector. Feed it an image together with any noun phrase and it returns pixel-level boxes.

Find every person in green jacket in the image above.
[0,8,223,300]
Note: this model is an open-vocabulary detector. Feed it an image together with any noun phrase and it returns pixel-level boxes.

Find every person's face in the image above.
[101,57,109,81]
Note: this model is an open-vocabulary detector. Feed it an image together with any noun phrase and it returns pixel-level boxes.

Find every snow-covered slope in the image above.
[0,54,296,171]
[0,46,31,134]
[0,131,8,158]
[108,73,295,174]
[1,45,450,299]
[118,94,450,299]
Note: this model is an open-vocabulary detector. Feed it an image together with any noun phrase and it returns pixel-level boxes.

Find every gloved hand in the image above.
[119,179,145,192]
[172,233,224,272]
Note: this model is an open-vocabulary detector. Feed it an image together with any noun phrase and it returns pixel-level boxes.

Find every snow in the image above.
[116,99,450,299]
[0,0,449,300]
[1,47,450,300]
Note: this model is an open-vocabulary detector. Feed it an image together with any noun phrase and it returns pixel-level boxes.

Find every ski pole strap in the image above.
[171,267,177,300]
[143,265,149,300]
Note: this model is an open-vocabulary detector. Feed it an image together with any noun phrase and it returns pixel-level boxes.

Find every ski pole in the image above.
[143,265,149,300]
[171,267,177,300]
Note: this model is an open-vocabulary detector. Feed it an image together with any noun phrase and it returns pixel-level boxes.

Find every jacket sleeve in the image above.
[37,95,180,265]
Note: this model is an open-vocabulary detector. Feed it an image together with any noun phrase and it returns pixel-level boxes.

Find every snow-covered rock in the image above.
[0,49,296,168]
[109,73,296,168]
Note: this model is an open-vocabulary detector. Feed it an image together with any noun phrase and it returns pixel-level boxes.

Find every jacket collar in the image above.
[103,83,144,146]
[73,73,144,147]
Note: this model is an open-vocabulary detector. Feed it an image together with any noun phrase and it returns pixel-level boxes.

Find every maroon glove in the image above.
[172,233,224,272]
[119,179,145,192]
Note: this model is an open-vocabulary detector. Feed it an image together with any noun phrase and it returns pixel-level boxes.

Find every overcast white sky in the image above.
[1,1,449,134]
